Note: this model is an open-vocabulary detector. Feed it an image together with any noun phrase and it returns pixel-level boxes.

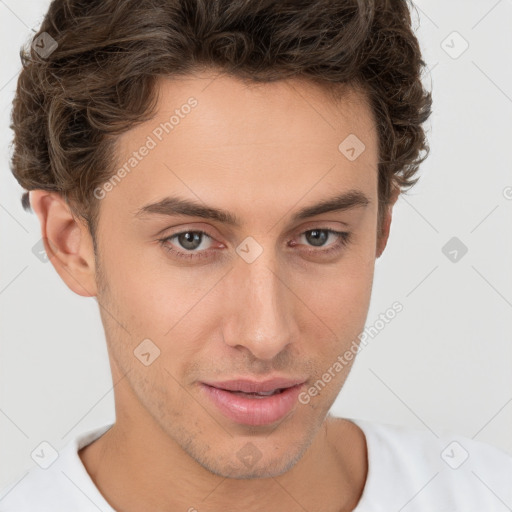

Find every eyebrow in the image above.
[134,189,370,226]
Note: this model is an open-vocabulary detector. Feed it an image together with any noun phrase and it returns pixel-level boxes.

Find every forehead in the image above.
[105,72,378,220]
[147,72,376,150]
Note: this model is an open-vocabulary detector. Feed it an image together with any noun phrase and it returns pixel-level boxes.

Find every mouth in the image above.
[199,380,305,426]
[227,388,287,398]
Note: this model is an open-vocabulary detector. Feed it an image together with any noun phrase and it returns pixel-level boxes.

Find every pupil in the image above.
[179,232,201,250]
[306,229,327,247]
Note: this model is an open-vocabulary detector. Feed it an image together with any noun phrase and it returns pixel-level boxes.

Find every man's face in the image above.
[92,72,381,478]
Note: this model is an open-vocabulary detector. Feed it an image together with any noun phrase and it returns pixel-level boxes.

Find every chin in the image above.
[199,447,307,480]
[182,427,317,480]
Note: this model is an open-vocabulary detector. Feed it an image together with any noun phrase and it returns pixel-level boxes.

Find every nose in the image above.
[221,252,297,361]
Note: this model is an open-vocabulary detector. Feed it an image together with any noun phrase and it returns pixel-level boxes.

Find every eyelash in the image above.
[158,228,352,261]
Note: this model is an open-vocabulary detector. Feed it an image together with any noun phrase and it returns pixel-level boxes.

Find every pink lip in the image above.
[199,379,306,426]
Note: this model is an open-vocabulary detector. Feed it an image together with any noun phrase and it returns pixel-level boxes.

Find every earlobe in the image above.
[29,190,98,297]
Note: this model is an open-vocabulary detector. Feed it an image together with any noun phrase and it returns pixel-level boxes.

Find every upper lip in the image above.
[202,377,307,393]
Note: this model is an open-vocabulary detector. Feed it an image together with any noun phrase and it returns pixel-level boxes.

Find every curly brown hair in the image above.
[10,0,432,242]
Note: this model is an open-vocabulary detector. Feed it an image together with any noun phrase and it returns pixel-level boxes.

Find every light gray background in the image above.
[1,0,511,493]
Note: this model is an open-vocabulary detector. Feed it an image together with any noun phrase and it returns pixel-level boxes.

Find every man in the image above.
[2,0,511,510]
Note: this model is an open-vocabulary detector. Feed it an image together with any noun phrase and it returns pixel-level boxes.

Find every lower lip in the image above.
[200,383,304,426]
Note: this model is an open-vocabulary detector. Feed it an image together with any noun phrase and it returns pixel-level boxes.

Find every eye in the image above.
[159,230,217,260]
[293,228,352,256]
[297,229,347,248]
[158,227,352,261]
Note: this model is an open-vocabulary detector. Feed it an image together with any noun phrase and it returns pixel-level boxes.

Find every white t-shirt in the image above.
[1,418,511,512]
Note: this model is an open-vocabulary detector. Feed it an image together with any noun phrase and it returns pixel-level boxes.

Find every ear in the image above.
[376,185,400,259]
[29,190,98,297]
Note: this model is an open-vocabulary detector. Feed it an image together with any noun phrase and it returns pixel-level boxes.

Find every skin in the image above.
[30,71,400,512]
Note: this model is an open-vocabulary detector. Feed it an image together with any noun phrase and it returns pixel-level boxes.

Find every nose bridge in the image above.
[224,251,295,360]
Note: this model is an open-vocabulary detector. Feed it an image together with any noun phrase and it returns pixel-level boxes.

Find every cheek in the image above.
[101,255,221,368]
[299,269,373,343]
[299,242,375,316]
[99,236,183,326]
